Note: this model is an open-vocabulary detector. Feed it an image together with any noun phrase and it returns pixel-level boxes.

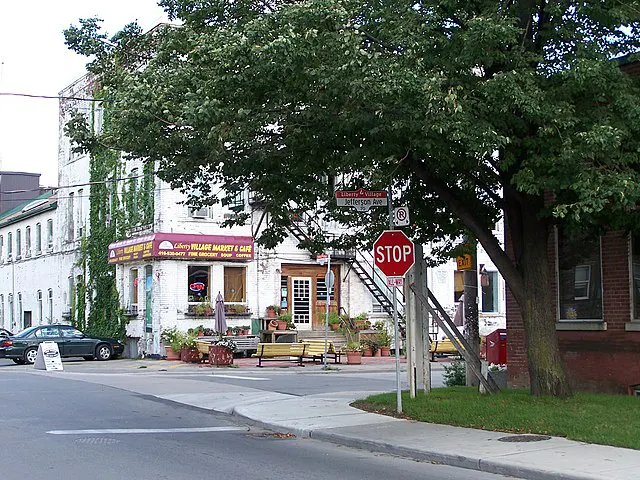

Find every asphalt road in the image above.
[0,367,508,480]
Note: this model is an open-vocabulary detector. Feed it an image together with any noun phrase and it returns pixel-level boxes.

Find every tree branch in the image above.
[406,155,526,297]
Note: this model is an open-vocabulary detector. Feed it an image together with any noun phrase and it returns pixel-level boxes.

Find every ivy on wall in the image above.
[67,87,155,340]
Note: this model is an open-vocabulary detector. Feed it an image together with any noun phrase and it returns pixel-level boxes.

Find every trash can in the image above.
[485,328,507,365]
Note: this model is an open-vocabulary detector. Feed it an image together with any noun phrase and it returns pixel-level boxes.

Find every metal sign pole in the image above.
[324,253,331,368]
[387,183,402,414]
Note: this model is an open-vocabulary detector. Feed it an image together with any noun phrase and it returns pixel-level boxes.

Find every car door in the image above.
[59,326,94,357]
[33,326,62,351]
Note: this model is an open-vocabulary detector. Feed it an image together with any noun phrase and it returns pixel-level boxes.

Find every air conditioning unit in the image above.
[190,207,208,219]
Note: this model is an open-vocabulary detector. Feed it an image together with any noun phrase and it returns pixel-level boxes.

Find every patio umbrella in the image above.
[214,292,227,334]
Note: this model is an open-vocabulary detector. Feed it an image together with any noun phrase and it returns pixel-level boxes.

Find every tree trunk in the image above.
[507,198,572,397]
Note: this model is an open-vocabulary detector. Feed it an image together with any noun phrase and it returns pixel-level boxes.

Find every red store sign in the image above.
[108,233,254,264]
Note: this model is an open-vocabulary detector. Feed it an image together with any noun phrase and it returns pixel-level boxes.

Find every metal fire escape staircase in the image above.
[286,215,404,319]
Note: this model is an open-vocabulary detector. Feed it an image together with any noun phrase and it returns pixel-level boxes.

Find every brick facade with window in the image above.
[508,230,640,394]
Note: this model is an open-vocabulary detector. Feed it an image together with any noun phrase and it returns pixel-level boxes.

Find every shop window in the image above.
[481,271,499,313]
[558,230,602,320]
[224,267,246,302]
[130,269,139,307]
[0,294,4,326]
[188,266,210,303]
[280,276,288,310]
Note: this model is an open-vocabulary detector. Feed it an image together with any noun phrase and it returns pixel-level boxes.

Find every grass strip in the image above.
[352,387,640,450]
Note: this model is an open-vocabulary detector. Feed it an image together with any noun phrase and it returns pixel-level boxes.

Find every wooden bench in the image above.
[301,340,342,364]
[251,343,307,367]
[197,335,260,358]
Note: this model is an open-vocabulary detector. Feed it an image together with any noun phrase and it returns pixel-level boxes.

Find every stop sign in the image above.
[373,230,415,277]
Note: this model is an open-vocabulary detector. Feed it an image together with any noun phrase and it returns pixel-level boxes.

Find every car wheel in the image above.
[95,344,112,361]
[83,356,94,361]
[12,358,25,365]
[24,347,38,365]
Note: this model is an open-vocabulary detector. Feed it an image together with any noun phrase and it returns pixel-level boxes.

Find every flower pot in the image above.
[330,323,340,331]
[180,347,201,363]
[209,345,234,366]
[346,351,362,365]
[267,309,277,318]
[276,320,287,330]
[267,320,278,331]
[380,346,390,357]
[362,347,373,357]
[374,349,382,357]
[165,346,180,361]
[226,330,233,336]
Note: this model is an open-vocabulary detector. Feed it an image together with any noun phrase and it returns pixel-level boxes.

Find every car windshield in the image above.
[13,326,39,338]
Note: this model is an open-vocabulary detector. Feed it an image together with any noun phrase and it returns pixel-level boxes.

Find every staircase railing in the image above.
[285,212,405,318]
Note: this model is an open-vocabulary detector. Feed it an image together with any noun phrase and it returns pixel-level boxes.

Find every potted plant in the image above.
[193,302,213,316]
[344,341,363,364]
[361,339,378,357]
[328,312,341,331]
[241,325,250,335]
[209,335,237,366]
[277,313,291,330]
[374,321,392,356]
[266,305,281,318]
[354,313,370,330]
[180,334,201,363]
[160,326,182,360]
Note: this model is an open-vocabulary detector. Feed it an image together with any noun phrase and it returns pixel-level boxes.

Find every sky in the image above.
[0,1,169,187]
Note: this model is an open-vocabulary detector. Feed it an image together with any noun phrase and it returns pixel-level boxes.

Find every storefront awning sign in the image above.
[108,233,254,264]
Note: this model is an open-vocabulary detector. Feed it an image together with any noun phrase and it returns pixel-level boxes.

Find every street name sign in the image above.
[336,189,387,212]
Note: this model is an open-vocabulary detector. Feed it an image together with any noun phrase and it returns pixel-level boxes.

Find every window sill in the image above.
[624,322,640,332]
[556,321,607,331]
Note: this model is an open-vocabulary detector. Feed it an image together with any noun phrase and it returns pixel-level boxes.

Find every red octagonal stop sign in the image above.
[373,230,415,277]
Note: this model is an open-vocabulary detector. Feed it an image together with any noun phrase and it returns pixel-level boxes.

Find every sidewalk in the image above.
[31,358,640,480]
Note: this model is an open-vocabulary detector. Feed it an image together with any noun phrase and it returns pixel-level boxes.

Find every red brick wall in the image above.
[507,230,640,393]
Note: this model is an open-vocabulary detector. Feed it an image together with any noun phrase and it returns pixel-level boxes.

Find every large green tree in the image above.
[64,0,640,396]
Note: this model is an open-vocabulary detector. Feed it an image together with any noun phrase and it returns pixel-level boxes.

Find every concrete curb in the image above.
[230,406,600,480]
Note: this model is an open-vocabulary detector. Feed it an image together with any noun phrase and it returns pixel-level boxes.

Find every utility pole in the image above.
[464,239,480,387]
[406,242,428,396]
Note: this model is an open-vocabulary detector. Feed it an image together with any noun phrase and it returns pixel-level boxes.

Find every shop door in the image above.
[291,277,312,331]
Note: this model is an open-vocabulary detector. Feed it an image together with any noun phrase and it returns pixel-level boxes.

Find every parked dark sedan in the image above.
[0,325,124,365]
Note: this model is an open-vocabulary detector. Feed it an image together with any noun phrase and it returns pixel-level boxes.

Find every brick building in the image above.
[507,56,640,394]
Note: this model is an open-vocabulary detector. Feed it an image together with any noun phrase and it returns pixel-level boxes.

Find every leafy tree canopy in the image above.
[65,0,640,395]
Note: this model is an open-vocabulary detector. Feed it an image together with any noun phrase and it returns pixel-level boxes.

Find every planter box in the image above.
[209,345,234,366]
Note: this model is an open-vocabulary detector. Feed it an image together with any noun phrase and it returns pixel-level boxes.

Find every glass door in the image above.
[291,277,311,331]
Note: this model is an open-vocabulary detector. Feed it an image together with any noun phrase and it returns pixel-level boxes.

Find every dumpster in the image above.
[485,328,507,365]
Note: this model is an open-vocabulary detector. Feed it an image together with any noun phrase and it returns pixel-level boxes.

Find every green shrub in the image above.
[443,359,466,386]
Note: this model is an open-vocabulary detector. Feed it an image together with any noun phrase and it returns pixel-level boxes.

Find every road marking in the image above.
[211,374,269,381]
[47,426,248,435]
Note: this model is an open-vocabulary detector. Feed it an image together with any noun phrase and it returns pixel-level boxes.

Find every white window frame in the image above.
[37,290,43,324]
[46,219,54,250]
[35,223,41,254]
[25,226,31,257]
[15,229,21,260]
[573,265,591,300]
